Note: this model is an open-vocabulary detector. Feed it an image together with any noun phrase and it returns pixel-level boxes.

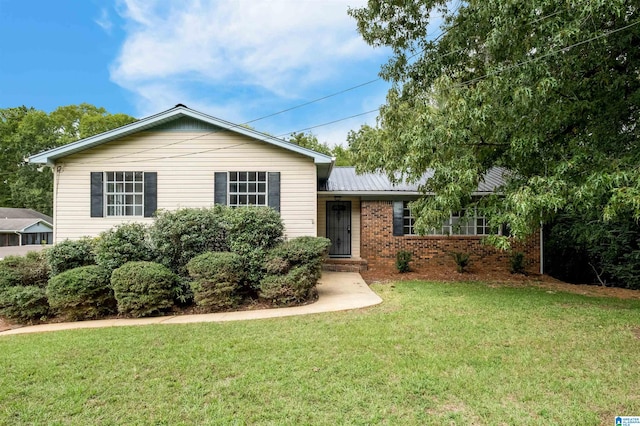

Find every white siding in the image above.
[53,131,317,242]
[317,196,360,259]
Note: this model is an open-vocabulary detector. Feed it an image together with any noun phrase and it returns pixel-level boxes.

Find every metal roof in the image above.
[28,104,334,178]
[0,208,53,223]
[320,167,506,194]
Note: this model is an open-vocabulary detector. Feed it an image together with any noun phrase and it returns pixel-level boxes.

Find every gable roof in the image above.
[320,167,506,195]
[0,208,53,223]
[28,104,334,178]
[0,218,53,233]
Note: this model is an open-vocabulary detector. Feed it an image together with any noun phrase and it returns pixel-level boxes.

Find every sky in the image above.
[0,0,396,146]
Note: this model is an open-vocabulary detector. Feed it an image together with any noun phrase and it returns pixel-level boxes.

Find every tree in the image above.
[287,132,354,166]
[347,1,640,242]
[0,104,136,215]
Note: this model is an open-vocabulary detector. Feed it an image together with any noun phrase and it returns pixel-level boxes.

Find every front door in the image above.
[326,201,351,257]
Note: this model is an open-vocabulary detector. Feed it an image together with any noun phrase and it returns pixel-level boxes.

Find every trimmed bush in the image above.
[0,285,49,322]
[111,261,178,317]
[0,251,50,288]
[149,207,229,275]
[260,237,330,306]
[450,251,471,273]
[509,252,526,274]
[46,265,115,320]
[95,223,153,272]
[396,250,412,273]
[46,238,96,276]
[187,252,243,311]
[259,265,319,306]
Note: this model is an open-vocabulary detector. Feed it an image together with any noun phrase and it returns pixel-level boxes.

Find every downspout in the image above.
[16,231,22,246]
[539,223,544,275]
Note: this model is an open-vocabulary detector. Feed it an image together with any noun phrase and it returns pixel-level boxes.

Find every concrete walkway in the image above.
[0,272,382,336]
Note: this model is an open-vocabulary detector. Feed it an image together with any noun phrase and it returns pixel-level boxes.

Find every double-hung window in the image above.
[402,201,492,236]
[228,171,267,207]
[105,171,144,216]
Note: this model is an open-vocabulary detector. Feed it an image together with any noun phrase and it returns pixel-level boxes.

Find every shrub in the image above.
[259,265,319,306]
[187,252,243,310]
[396,250,412,273]
[0,251,50,288]
[225,207,285,291]
[450,251,471,273]
[95,223,153,272]
[149,207,228,275]
[0,285,49,322]
[46,238,96,276]
[509,252,526,274]
[111,261,178,317]
[46,265,115,320]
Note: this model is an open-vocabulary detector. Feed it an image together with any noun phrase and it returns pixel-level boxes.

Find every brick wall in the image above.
[360,200,541,274]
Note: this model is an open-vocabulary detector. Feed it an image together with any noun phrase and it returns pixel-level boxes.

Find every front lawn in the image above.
[1,281,638,425]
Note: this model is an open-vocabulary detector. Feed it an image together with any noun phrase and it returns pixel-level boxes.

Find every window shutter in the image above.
[393,201,404,236]
[268,172,280,212]
[90,172,104,217]
[214,172,227,205]
[144,172,157,217]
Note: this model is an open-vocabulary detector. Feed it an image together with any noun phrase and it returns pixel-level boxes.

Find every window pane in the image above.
[239,183,247,193]
[229,183,237,192]
[239,195,247,205]
[258,195,265,205]
[135,183,143,192]
[249,195,257,205]
[135,171,143,181]
[106,172,114,180]
[249,172,256,180]
[125,183,133,192]
[135,206,143,216]
[230,172,237,181]
[258,183,266,192]
[116,172,124,181]
[239,172,247,181]
[249,183,256,192]
[230,195,237,205]
[258,172,266,181]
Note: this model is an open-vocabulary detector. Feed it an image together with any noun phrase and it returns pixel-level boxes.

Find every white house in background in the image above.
[0,208,53,247]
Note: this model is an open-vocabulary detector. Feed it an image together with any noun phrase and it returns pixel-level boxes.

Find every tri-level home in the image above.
[30,105,541,274]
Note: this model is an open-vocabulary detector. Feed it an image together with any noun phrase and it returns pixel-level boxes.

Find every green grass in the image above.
[1,281,639,425]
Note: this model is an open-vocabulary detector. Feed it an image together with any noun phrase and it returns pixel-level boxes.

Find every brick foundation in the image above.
[360,200,541,274]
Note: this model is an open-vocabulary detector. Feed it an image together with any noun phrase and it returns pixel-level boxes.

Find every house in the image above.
[29,105,541,274]
[0,208,53,247]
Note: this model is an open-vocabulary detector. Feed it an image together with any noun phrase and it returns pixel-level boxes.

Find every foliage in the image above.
[509,252,526,275]
[0,104,135,215]
[348,1,640,246]
[110,261,178,317]
[45,237,96,276]
[287,131,354,166]
[0,285,49,322]
[395,250,412,273]
[449,252,471,273]
[260,237,330,305]
[0,251,50,288]
[225,207,285,290]
[46,266,115,320]
[259,265,319,306]
[95,223,153,273]
[187,252,243,310]
[149,207,229,275]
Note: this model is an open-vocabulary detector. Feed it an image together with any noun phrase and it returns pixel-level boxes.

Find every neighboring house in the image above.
[29,104,541,274]
[0,208,53,247]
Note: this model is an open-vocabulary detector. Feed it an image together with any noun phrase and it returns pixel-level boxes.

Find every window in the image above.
[228,171,267,207]
[402,201,492,236]
[105,171,144,216]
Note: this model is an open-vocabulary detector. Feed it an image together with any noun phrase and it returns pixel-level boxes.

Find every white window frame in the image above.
[403,201,492,236]
[104,171,144,217]
[228,171,268,207]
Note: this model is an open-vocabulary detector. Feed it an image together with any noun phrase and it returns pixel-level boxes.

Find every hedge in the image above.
[46,238,96,276]
[95,222,153,272]
[187,252,243,311]
[111,261,178,317]
[0,285,50,322]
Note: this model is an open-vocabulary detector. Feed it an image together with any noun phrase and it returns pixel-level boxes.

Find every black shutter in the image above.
[214,172,227,205]
[268,172,280,212]
[90,172,104,217]
[393,201,404,236]
[144,172,157,217]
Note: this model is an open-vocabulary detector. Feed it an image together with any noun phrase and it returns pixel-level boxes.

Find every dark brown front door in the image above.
[326,201,351,257]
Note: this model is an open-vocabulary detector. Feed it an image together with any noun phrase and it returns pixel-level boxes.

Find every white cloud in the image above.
[95,8,113,33]
[110,0,388,124]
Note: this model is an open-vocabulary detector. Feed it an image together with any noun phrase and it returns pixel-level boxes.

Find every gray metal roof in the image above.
[320,167,506,194]
[0,208,53,223]
[0,218,52,233]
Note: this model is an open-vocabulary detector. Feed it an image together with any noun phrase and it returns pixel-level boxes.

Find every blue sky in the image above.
[0,0,396,146]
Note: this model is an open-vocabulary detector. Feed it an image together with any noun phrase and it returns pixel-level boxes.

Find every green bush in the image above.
[95,223,153,272]
[187,252,243,311]
[260,237,330,306]
[0,285,49,322]
[509,252,526,274]
[259,265,319,306]
[46,265,115,320]
[111,261,178,317]
[450,251,471,273]
[0,251,50,288]
[149,207,229,275]
[225,207,285,291]
[46,238,96,276]
[396,250,412,273]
